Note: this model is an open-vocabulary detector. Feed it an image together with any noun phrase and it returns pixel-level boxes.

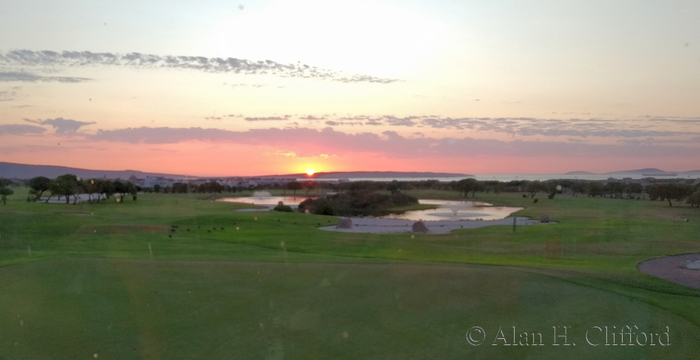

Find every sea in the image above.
[299,174,699,182]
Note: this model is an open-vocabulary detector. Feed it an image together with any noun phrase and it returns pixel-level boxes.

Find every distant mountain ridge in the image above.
[273,171,472,179]
[0,162,184,180]
[0,162,471,180]
[565,168,700,176]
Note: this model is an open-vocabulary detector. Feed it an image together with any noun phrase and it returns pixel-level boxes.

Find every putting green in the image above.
[1,258,697,359]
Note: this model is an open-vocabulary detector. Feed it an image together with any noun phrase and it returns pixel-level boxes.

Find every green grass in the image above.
[1,188,700,359]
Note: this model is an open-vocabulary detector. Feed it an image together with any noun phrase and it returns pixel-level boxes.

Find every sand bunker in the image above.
[638,253,700,290]
[319,216,544,234]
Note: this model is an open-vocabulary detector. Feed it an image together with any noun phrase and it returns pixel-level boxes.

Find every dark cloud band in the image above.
[0,50,400,84]
[0,71,91,83]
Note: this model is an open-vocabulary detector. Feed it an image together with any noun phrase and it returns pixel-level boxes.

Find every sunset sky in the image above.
[1,0,699,176]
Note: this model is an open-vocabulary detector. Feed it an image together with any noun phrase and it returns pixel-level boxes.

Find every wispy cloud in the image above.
[244,116,291,122]
[0,49,401,84]
[24,117,96,134]
[0,71,92,83]
[319,115,700,140]
[0,124,46,135]
[299,115,325,121]
[0,90,15,101]
[225,82,266,88]
[87,126,697,160]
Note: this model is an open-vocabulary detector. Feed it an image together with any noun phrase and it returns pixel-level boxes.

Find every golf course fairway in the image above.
[1,189,699,359]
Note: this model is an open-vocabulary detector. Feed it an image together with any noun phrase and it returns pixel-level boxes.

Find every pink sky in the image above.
[1,1,699,176]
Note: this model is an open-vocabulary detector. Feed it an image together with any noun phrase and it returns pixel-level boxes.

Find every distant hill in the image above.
[605,168,668,175]
[604,168,700,176]
[564,171,595,175]
[0,162,472,181]
[270,171,472,180]
[565,168,700,177]
[0,162,184,180]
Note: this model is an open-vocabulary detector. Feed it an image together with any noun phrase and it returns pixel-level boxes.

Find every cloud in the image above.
[25,117,96,134]
[314,114,700,140]
[87,126,698,160]
[384,116,418,127]
[0,124,46,135]
[0,71,92,83]
[244,116,291,122]
[91,127,234,144]
[0,90,15,101]
[0,49,401,84]
[226,83,265,88]
[299,115,325,121]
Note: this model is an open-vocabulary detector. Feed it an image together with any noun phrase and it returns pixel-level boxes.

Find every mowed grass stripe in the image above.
[1,259,698,360]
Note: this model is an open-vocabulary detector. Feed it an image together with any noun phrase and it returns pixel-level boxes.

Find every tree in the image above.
[98,179,116,200]
[0,182,13,205]
[171,182,188,193]
[113,180,136,202]
[662,183,694,207]
[387,180,401,195]
[50,174,81,204]
[525,180,548,198]
[570,181,587,197]
[196,181,223,193]
[645,183,663,201]
[586,181,604,197]
[456,178,482,198]
[287,181,303,195]
[624,183,643,199]
[303,181,317,195]
[686,191,700,208]
[646,182,694,207]
[28,176,51,201]
[82,179,100,201]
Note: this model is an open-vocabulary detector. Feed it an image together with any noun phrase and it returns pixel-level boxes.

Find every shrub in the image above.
[412,221,429,233]
[273,204,293,212]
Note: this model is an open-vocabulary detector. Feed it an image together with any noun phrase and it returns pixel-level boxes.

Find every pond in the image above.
[221,194,522,221]
[218,191,312,207]
[381,199,523,221]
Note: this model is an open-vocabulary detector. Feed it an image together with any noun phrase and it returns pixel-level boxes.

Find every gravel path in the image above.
[638,253,700,290]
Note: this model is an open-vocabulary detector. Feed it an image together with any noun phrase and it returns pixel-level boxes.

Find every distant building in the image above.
[143,176,174,188]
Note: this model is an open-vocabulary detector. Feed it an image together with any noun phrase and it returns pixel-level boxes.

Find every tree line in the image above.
[27,175,138,204]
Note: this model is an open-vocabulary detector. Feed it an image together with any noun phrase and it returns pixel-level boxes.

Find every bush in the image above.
[296,190,418,217]
[390,192,419,207]
[412,221,429,233]
[686,191,700,208]
[273,204,293,212]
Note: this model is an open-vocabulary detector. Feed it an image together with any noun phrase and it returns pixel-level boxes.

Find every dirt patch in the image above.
[638,253,700,289]
[76,225,169,234]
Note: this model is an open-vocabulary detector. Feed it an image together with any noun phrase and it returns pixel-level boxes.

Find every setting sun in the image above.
[305,169,315,176]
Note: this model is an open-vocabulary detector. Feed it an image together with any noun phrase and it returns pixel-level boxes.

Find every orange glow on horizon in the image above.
[305,169,316,176]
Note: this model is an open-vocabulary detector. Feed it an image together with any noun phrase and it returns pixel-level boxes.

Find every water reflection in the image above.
[220,195,521,221]
[382,199,522,221]
[219,195,313,207]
